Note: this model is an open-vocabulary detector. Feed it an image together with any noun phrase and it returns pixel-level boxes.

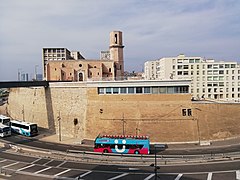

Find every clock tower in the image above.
[109,31,124,80]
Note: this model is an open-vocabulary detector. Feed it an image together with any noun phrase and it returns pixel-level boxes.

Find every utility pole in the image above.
[135,127,140,136]
[22,105,25,121]
[121,113,126,135]
[57,111,61,141]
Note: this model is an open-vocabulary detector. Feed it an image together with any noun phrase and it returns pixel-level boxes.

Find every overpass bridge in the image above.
[0,81,50,88]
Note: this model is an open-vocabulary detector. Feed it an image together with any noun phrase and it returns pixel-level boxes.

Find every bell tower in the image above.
[109,31,124,79]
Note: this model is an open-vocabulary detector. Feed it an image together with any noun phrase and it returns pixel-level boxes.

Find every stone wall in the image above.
[6,84,240,143]
[7,86,87,141]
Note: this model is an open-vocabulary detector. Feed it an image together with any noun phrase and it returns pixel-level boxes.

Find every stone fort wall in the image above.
[6,84,240,143]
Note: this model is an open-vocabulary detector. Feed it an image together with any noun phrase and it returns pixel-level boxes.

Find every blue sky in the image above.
[0,0,240,81]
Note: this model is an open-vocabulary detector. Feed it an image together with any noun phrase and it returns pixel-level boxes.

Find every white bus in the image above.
[0,115,11,126]
[10,120,38,137]
[0,124,11,137]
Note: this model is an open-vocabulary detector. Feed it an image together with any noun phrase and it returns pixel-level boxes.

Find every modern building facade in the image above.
[144,54,240,101]
[42,31,124,81]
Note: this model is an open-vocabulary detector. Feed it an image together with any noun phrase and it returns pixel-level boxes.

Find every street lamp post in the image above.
[18,68,22,81]
[150,144,163,179]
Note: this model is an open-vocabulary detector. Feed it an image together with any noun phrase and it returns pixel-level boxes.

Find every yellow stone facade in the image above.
[6,82,240,143]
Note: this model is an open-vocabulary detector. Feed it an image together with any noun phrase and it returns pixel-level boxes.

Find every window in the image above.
[182,109,187,116]
[136,87,142,93]
[182,109,192,116]
[167,87,174,94]
[120,87,127,94]
[159,87,166,93]
[183,65,188,69]
[106,88,112,94]
[114,34,118,44]
[178,71,182,75]
[207,77,212,81]
[98,88,104,94]
[178,65,183,69]
[113,88,119,94]
[128,87,134,94]
[219,70,224,74]
[144,87,150,94]
[189,59,194,63]
[152,87,158,94]
[109,68,111,72]
[208,65,212,69]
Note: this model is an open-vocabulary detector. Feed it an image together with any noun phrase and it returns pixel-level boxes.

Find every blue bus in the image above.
[94,135,150,154]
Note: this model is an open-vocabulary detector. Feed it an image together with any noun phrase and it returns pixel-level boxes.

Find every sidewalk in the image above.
[35,128,240,151]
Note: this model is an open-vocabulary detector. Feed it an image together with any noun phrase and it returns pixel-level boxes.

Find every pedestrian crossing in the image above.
[0,157,239,179]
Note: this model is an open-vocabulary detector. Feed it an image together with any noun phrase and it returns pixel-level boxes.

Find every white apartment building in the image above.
[144,54,240,101]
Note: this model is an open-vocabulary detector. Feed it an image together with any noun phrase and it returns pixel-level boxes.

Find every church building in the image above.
[42,31,124,81]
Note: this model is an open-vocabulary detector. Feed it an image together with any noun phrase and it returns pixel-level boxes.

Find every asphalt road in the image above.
[2,133,240,156]
[0,148,240,180]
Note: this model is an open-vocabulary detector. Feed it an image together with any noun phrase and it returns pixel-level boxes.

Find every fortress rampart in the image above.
[5,82,240,143]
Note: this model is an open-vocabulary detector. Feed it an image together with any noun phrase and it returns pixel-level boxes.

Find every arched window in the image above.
[115,34,117,44]
[79,72,83,81]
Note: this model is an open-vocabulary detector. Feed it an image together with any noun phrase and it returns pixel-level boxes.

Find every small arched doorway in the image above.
[78,72,84,81]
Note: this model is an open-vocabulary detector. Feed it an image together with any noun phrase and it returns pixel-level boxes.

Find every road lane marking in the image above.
[118,167,139,171]
[207,172,212,180]
[2,162,19,169]
[236,170,240,180]
[144,174,155,180]
[79,171,92,178]
[108,173,129,180]
[34,167,52,174]
[43,159,53,166]
[31,158,42,164]
[0,159,7,163]
[56,161,66,167]
[175,174,183,180]
[54,169,71,176]
[17,164,35,171]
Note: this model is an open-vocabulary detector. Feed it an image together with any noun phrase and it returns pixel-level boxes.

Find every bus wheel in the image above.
[134,150,139,154]
[103,149,108,153]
